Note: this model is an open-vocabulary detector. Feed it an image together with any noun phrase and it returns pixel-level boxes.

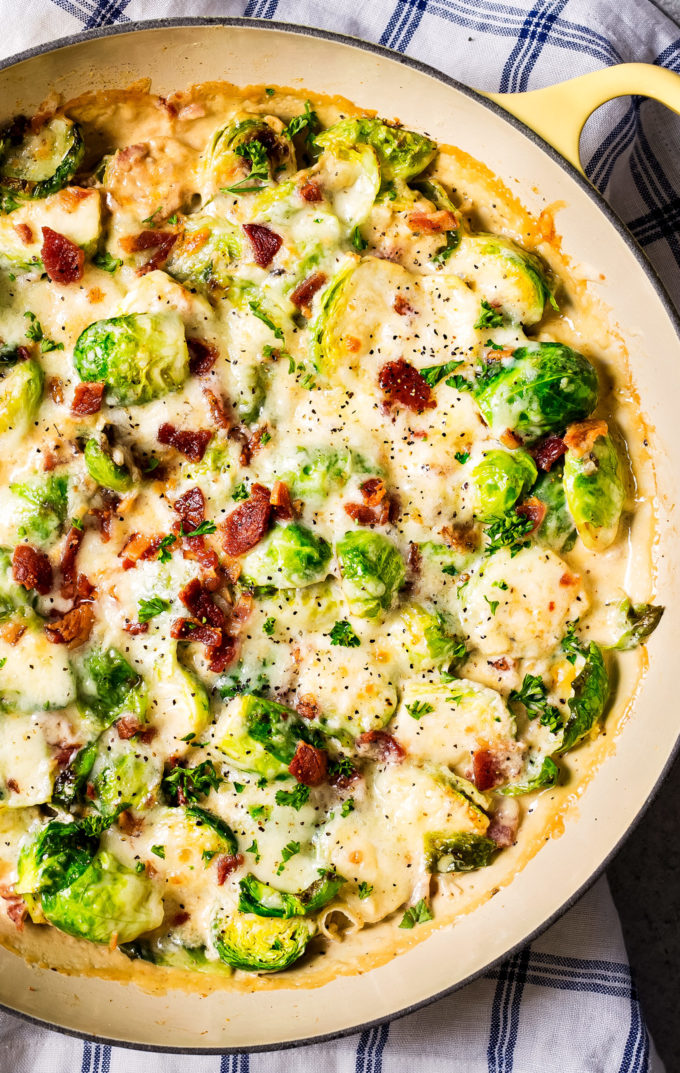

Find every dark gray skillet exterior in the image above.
[0,16,677,1054]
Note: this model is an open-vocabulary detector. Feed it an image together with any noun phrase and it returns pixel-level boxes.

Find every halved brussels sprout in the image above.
[498,754,560,796]
[557,642,609,754]
[563,427,624,551]
[202,116,296,193]
[281,446,375,502]
[316,118,436,183]
[0,622,75,711]
[52,741,98,808]
[238,870,346,918]
[93,740,163,815]
[241,523,331,589]
[316,142,381,228]
[216,693,323,777]
[532,466,576,552]
[212,907,315,972]
[609,598,664,651]
[448,233,553,325]
[41,850,163,945]
[148,647,211,748]
[10,473,68,544]
[0,359,44,440]
[424,831,497,873]
[165,213,241,290]
[78,646,147,728]
[417,539,478,579]
[308,259,357,373]
[73,312,189,407]
[336,530,405,620]
[185,805,238,856]
[16,816,103,899]
[474,342,598,444]
[472,449,537,521]
[84,436,133,493]
[0,115,85,208]
[121,936,233,976]
[396,604,466,670]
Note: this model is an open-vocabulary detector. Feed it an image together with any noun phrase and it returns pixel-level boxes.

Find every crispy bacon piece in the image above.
[41,226,84,284]
[182,536,220,578]
[171,617,222,647]
[393,294,416,315]
[407,541,421,577]
[91,490,120,543]
[360,478,387,507]
[44,604,95,648]
[379,359,436,414]
[289,741,328,786]
[157,423,212,462]
[121,229,177,275]
[515,496,547,534]
[60,525,84,599]
[221,484,272,557]
[118,532,164,570]
[243,223,282,268]
[116,716,145,741]
[173,486,205,532]
[72,381,105,416]
[187,337,218,378]
[0,887,28,932]
[270,480,294,521]
[296,695,321,721]
[345,478,397,527]
[13,222,33,245]
[178,577,225,629]
[203,386,231,430]
[12,544,52,595]
[216,853,244,885]
[407,209,457,233]
[206,633,239,674]
[472,742,524,791]
[530,435,566,472]
[356,730,405,763]
[290,271,327,315]
[299,179,322,202]
[0,621,25,645]
[172,910,190,927]
[124,621,149,635]
[500,429,523,449]
[440,523,479,553]
[563,418,608,457]
[344,502,378,526]
[486,798,520,848]
[238,425,269,468]
[48,377,64,406]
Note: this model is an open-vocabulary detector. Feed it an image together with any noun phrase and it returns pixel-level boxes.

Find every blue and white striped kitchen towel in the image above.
[0,1,678,1070]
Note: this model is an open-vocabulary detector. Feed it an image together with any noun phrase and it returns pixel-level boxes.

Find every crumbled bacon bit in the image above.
[500,429,524,449]
[12,544,52,595]
[0,621,25,645]
[393,294,416,315]
[206,633,239,674]
[178,577,225,629]
[41,226,84,284]
[299,179,322,202]
[360,477,387,507]
[243,223,282,268]
[118,532,164,570]
[563,418,608,457]
[202,386,231,429]
[220,484,272,556]
[379,359,436,414]
[472,742,524,791]
[124,621,149,635]
[173,486,205,532]
[6,778,19,793]
[44,603,95,648]
[290,271,327,315]
[515,496,547,534]
[157,423,212,462]
[408,209,457,233]
[559,571,578,588]
[530,435,566,472]
[72,381,105,416]
[172,910,190,927]
[289,741,328,786]
[171,618,222,648]
[239,425,269,467]
[440,523,479,553]
[216,853,244,885]
[121,229,177,275]
[13,222,33,245]
[296,695,321,721]
[187,337,218,378]
[116,716,146,740]
[489,656,514,672]
[91,491,120,543]
[181,536,220,582]
[487,798,520,848]
[344,502,379,526]
[356,730,405,763]
[0,888,28,932]
[407,541,421,576]
[270,480,294,521]
[48,377,65,405]
[60,525,84,599]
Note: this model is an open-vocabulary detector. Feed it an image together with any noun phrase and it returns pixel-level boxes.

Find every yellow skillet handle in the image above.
[485,63,680,176]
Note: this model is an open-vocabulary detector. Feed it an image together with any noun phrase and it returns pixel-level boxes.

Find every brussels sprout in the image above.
[10,473,68,543]
[16,815,104,899]
[218,693,325,777]
[316,118,436,183]
[448,234,554,326]
[498,754,560,796]
[238,870,346,918]
[78,647,147,728]
[165,214,241,290]
[0,115,85,208]
[232,360,267,425]
[0,622,75,711]
[557,642,609,754]
[317,142,381,228]
[424,831,497,873]
[73,312,189,407]
[241,523,331,590]
[121,936,233,975]
[0,359,44,440]
[282,446,375,502]
[609,599,664,651]
[417,539,478,578]
[212,907,315,972]
[93,741,162,815]
[202,117,296,194]
[51,741,98,808]
[0,545,34,619]
[472,449,537,521]
[532,466,576,552]
[84,437,133,493]
[41,850,163,945]
[308,260,357,373]
[396,604,466,670]
[563,428,624,552]
[473,343,598,444]
[185,805,238,856]
[336,530,405,619]
[149,647,211,745]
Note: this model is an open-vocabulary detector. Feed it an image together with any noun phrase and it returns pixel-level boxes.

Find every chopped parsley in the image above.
[275,784,310,810]
[562,621,585,664]
[474,299,504,330]
[138,596,171,622]
[285,101,319,143]
[510,673,563,734]
[92,250,123,273]
[420,359,463,388]
[167,213,178,225]
[248,803,271,822]
[142,207,161,225]
[406,700,434,720]
[329,620,361,647]
[71,517,83,531]
[340,798,355,817]
[263,616,276,636]
[431,232,459,265]
[265,87,275,97]
[150,845,165,859]
[351,226,368,252]
[484,595,499,615]
[399,899,433,929]
[277,840,301,874]
[248,299,284,340]
[358,882,374,900]
[202,849,217,864]
[157,533,176,563]
[246,838,261,862]
[454,450,470,464]
[260,430,272,446]
[232,482,249,501]
[484,509,533,557]
[181,520,217,538]
[24,311,63,352]
[161,760,222,806]
[223,139,270,194]
[494,580,509,590]
[135,860,145,874]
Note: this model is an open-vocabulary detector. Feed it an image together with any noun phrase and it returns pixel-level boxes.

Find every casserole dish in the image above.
[0,17,679,1052]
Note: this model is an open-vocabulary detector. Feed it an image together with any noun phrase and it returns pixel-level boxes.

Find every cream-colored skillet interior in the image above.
[0,77,661,994]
